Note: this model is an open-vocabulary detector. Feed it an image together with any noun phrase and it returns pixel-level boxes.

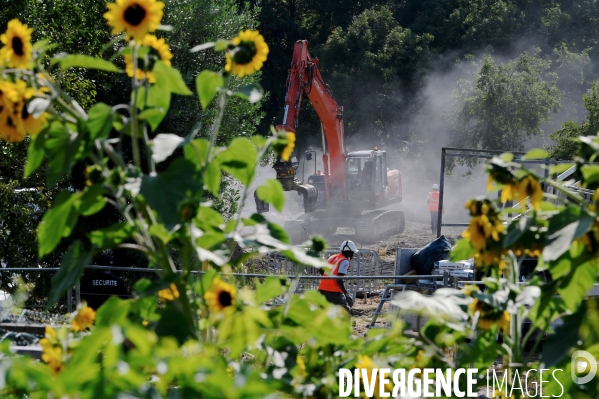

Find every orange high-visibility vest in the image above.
[428,191,440,211]
[318,253,348,292]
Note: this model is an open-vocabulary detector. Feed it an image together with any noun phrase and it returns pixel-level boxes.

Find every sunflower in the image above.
[469,299,511,331]
[40,339,63,373]
[0,79,47,142]
[225,30,269,78]
[0,19,33,69]
[124,34,172,83]
[40,327,63,373]
[71,305,96,332]
[104,0,164,43]
[158,283,179,301]
[204,278,236,313]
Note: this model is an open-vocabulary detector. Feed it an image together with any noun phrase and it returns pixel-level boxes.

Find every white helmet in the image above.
[432,184,439,190]
[339,240,358,253]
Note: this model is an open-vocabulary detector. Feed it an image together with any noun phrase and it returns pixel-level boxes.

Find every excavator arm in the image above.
[256,40,347,214]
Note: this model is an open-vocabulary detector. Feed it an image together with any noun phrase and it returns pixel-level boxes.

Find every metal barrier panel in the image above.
[268,249,381,299]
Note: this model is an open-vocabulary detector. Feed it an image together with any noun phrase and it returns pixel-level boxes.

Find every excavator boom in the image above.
[255,40,405,244]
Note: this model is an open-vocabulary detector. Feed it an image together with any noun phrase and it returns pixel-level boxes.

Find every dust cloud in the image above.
[238,46,593,236]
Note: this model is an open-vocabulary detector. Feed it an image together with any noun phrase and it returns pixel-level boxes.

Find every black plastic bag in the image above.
[410,235,452,275]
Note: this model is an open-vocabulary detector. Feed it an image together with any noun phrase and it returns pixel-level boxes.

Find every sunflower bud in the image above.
[85,165,104,186]
[178,200,199,222]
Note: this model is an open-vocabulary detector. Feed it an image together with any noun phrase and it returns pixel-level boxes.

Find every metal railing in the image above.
[266,249,381,300]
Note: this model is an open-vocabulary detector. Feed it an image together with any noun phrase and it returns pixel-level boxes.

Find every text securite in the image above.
[92,280,119,287]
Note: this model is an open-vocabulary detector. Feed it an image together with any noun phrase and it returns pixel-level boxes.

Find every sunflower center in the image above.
[218,291,233,307]
[231,41,257,65]
[21,103,29,119]
[124,4,147,26]
[12,37,24,56]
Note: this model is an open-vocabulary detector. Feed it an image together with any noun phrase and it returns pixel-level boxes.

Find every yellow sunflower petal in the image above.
[225,30,269,77]
[204,278,237,314]
[0,19,33,69]
[104,0,165,43]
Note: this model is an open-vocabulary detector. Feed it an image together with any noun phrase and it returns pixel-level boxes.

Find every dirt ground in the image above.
[245,213,467,336]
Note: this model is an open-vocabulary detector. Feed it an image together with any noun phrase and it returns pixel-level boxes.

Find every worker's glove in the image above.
[346,295,354,308]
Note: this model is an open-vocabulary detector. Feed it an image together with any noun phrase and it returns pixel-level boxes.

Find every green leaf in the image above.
[140,159,202,228]
[216,137,258,185]
[44,121,74,186]
[267,221,290,244]
[549,163,575,175]
[96,296,132,327]
[542,306,584,367]
[524,148,549,160]
[196,70,224,109]
[214,39,230,51]
[155,303,196,345]
[76,185,106,216]
[148,224,172,244]
[450,238,474,262]
[580,165,599,186]
[233,83,264,103]
[203,160,221,195]
[543,206,594,262]
[37,191,78,258]
[184,138,210,169]
[24,130,46,178]
[153,60,192,95]
[152,133,184,163]
[138,108,165,131]
[87,103,114,140]
[503,216,534,248]
[558,259,599,311]
[254,273,283,297]
[135,85,171,128]
[89,223,133,247]
[56,54,120,72]
[195,206,225,231]
[252,135,267,149]
[256,179,285,212]
[48,241,92,306]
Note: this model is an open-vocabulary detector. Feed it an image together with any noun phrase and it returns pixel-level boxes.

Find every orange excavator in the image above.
[255,40,405,243]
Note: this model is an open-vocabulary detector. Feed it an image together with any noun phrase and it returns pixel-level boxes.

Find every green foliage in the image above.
[318,6,433,146]
[6,1,599,398]
[452,51,560,154]
[548,81,599,160]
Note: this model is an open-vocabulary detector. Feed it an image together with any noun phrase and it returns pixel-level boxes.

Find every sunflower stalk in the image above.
[207,78,230,156]
[232,136,274,232]
[130,43,142,168]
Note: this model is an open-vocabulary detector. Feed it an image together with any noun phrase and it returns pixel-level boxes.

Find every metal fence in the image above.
[0,250,479,311]
[267,249,383,300]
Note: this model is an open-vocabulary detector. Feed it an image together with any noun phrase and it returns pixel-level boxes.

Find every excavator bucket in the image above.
[254,190,269,213]
[253,183,318,214]
[295,182,318,213]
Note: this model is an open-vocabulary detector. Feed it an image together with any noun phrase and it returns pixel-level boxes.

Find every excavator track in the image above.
[355,210,405,243]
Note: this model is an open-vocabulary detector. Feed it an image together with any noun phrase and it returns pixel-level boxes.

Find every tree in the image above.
[451,51,560,153]
[547,81,599,160]
[449,0,523,52]
[318,6,433,147]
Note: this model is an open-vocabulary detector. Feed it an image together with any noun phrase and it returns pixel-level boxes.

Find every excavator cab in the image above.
[346,150,389,204]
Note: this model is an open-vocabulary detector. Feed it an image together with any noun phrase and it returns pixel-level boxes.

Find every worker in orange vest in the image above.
[427,184,443,234]
[318,240,356,314]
